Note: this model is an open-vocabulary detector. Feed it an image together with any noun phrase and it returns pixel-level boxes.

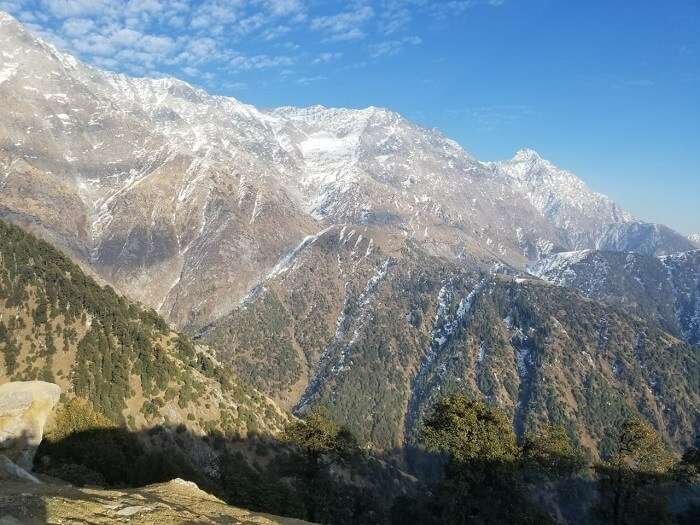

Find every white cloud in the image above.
[378,0,412,35]
[264,0,303,16]
[262,24,290,40]
[297,74,326,85]
[125,0,163,15]
[0,0,505,91]
[0,1,25,13]
[312,51,342,65]
[311,5,374,41]
[40,0,116,19]
[61,17,95,36]
[230,52,295,71]
[369,35,421,58]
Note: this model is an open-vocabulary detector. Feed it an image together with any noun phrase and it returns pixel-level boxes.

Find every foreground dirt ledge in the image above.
[0,477,314,525]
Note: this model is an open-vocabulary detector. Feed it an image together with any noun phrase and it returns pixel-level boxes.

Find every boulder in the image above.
[0,381,61,470]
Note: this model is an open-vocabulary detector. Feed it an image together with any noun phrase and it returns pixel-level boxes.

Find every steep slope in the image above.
[530,250,700,346]
[0,10,694,334]
[490,150,694,256]
[690,234,700,247]
[0,11,319,331]
[199,227,699,456]
[595,222,696,256]
[0,219,287,436]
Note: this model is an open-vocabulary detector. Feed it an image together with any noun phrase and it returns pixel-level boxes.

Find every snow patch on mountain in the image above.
[528,250,592,283]
[0,60,17,84]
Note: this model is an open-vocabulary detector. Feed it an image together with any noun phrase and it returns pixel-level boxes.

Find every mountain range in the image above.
[0,10,698,457]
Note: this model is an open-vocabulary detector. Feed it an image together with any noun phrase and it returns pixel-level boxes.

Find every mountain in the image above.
[1,10,698,458]
[489,151,694,257]
[0,218,287,437]
[530,249,700,347]
[0,10,694,334]
[199,226,699,455]
[690,234,700,247]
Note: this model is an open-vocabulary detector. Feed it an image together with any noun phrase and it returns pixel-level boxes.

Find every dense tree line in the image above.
[0,220,173,420]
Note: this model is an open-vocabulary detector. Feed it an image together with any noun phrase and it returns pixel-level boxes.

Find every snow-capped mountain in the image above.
[690,234,700,247]
[0,7,694,331]
[489,149,634,248]
[489,150,693,256]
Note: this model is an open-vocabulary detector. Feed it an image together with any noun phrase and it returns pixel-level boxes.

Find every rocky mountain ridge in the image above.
[530,249,700,347]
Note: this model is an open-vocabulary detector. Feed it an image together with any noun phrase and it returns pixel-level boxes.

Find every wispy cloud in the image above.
[297,74,326,85]
[1,0,505,87]
[310,4,374,41]
[369,35,421,58]
[312,51,343,65]
[448,104,535,132]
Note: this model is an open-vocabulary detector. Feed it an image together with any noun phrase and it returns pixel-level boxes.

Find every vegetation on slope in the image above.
[0,218,287,436]
[201,227,700,456]
[33,393,700,525]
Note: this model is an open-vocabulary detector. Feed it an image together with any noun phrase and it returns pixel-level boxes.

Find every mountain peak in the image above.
[0,9,21,30]
[512,148,542,162]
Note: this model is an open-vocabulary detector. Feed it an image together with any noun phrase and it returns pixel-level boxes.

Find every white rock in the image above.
[0,381,61,470]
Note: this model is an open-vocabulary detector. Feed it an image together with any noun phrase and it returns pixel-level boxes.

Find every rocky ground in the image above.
[0,477,314,524]
[0,380,311,525]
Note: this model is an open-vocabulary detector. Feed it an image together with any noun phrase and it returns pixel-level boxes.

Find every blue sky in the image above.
[2,0,699,234]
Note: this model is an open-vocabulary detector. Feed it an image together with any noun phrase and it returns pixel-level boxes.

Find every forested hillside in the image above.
[201,226,700,457]
[531,249,700,346]
[0,219,287,436]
